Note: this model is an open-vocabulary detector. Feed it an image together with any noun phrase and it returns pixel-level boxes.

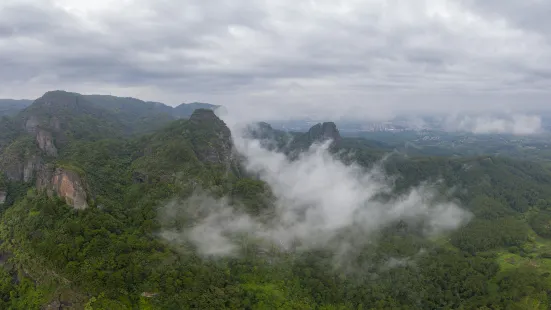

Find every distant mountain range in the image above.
[0,91,220,120]
[271,113,551,136]
[7,91,551,136]
[0,99,34,117]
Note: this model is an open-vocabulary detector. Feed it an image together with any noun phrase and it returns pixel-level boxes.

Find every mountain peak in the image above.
[189,108,219,123]
[174,102,220,118]
[307,122,341,144]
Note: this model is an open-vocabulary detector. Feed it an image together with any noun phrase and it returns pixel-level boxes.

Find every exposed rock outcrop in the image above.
[188,109,235,167]
[37,166,89,210]
[0,190,6,204]
[306,122,341,145]
[24,115,40,133]
[36,128,58,157]
[244,122,276,140]
[288,121,342,153]
[23,113,59,157]
[23,157,40,182]
[2,157,41,183]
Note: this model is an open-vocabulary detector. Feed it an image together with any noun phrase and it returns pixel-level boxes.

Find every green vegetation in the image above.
[2,93,551,308]
[352,129,551,165]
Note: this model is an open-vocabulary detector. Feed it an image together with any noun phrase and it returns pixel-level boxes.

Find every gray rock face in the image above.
[189,109,235,167]
[3,157,41,183]
[307,122,341,144]
[49,116,61,131]
[24,116,40,133]
[36,129,58,157]
[0,191,6,204]
[23,158,40,182]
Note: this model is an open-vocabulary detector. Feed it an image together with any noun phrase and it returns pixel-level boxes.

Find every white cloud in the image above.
[1,0,551,118]
[444,113,543,135]
[160,120,472,258]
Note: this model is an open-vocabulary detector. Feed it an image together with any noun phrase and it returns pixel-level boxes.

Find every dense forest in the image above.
[1,91,551,309]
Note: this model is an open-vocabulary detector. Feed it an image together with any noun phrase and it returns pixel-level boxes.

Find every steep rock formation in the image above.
[0,190,6,204]
[243,122,295,152]
[35,128,58,157]
[188,109,235,167]
[23,157,40,182]
[37,166,89,209]
[2,156,41,183]
[306,122,341,145]
[24,115,40,133]
[288,121,342,153]
[244,122,276,140]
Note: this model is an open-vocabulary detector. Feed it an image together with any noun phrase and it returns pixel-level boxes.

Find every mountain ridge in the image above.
[0,91,551,308]
[0,90,220,126]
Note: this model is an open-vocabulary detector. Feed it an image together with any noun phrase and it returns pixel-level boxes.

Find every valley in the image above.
[0,92,551,308]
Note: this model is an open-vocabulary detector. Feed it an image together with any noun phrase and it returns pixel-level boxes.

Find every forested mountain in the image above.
[1,92,551,308]
[0,91,219,136]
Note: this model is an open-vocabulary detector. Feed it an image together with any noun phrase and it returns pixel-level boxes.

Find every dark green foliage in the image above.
[20,91,126,140]
[0,116,21,151]
[451,218,529,253]
[530,211,551,238]
[494,267,551,308]
[83,94,175,135]
[59,139,135,205]
[3,97,551,308]
[385,156,551,213]
[0,136,40,165]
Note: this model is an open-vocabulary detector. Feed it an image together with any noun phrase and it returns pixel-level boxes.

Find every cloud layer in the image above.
[444,113,543,135]
[161,121,472,258]
[2,0,551,119]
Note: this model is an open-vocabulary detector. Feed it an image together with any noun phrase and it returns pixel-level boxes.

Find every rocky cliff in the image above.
[130,108,240,183]
[0,190,5,204]
[306,122,341,145]
[0,135,42,182]
[188,109,235,167]
[37,165,89,210]
[288,121,342,153]
[35,128,58,157]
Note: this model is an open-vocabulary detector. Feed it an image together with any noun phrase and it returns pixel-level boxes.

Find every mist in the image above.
[443,113,543,135]
[159,114,472,259]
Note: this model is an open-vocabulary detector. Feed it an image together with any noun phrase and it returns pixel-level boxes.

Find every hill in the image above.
[0,91,220,136]
[1,99,551,308]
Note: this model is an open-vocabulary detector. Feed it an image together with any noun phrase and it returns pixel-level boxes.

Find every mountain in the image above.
[82,94,175,134]
[1,93,551,308]
[173,102,220,118]
[131,109,239,186]
[0,101,247,308]
[0,91,231,211]
[290,121,341,149]
[0,92,221,135]
[0,99,32,117]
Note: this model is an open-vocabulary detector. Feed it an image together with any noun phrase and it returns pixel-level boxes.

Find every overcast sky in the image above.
[1,0,551,120]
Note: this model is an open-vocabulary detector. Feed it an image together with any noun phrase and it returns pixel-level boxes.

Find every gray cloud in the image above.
[443,112,543,135]
[1,0,551,119]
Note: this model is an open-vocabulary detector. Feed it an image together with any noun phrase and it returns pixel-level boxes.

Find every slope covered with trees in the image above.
[0,92,551,309]
[0,99,32,117]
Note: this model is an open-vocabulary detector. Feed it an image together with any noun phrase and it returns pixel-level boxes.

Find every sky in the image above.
[1,0,551,120]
